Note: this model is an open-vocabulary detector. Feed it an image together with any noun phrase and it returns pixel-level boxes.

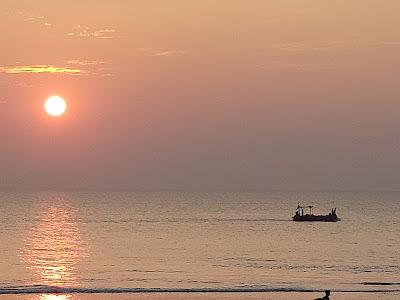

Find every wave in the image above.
[80,217,292,225]
[361,282,400,286]
[1,285,400,295]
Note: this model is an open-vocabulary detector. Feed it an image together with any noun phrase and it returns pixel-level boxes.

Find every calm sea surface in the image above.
[0,191,399,296]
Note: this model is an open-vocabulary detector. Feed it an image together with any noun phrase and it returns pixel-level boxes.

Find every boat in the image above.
[293,204,340,222]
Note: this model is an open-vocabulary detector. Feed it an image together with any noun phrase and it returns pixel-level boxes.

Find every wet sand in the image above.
[2,292,400,300]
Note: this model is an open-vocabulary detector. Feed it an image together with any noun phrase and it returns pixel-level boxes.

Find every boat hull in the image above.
[293,214,340,222]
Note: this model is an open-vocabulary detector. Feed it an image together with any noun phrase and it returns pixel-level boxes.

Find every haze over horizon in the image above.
[1,1,400,191]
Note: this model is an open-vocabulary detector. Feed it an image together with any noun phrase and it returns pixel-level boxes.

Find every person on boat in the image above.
[314,290,330,300]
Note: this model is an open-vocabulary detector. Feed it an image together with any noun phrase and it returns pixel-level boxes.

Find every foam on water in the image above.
[0,285,400,295]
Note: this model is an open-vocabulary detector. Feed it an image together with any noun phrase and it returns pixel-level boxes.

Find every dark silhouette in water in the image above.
[293,205,340,222]
[315,290,330,300]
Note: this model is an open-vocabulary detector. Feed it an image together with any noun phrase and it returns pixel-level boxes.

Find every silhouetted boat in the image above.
[293,204,340,222]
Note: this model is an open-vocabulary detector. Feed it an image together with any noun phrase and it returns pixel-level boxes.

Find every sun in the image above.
[44,96,67,117]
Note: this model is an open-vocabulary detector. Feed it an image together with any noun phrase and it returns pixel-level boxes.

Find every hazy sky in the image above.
[1,1,400,190]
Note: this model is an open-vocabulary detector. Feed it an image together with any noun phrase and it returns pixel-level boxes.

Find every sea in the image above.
[0,191,399,299]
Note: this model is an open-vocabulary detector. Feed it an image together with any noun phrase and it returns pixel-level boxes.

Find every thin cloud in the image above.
[11,11,50,27]
[252,59,338,71]
[93,29,116,39]
[0,61,113,77]
[24,15,45,22]
[13,81,34,88]
[66,60,106,66]
[65,60,113,76]
[154,50,187,57]
[0,77,35,88]
[0,65,84,75]
[139,48,188,57]
[272,39,400,52]
[252,60,304,71]
[67,25,117,39]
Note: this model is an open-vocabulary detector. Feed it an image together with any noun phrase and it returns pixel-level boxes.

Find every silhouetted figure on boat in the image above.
[315,290,330,300]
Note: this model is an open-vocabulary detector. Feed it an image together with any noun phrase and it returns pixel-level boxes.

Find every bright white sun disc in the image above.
[45,96,67,116]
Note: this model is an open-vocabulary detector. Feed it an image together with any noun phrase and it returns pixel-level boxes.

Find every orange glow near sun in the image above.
[44,96,67,117]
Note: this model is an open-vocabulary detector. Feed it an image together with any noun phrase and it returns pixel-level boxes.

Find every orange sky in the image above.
[1,1,400,190]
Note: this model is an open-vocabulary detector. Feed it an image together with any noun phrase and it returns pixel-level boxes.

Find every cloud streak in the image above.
[139,48,188,57]
[153,50,187,57]
[10,11,52,29]
[66,60,106,66]
[0,65,84,75]
[0,60,113,77]
[252,59,337,71]
[67,25,117,39]
[272,39,400,52]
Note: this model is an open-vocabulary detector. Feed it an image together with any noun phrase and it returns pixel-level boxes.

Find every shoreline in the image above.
[1,287,400,294]
[1,292,400,300]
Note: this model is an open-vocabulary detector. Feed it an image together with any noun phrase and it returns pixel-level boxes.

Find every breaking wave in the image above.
[1,285,399,295]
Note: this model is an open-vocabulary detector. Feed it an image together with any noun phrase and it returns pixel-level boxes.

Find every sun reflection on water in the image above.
[38,295,73,300]
[21,195,87,289]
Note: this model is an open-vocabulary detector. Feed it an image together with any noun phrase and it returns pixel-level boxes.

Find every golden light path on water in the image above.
[39,295,71,300]
[20,195,87,300]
